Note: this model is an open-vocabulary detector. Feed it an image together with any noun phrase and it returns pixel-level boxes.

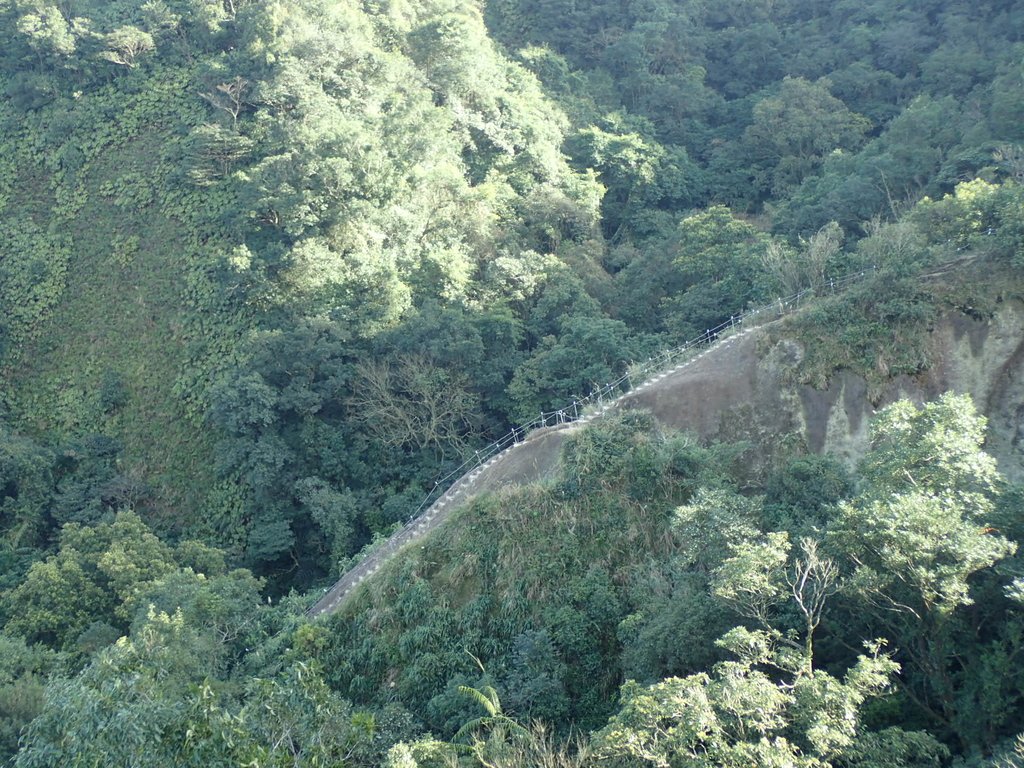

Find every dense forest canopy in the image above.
[1,0,1024,764]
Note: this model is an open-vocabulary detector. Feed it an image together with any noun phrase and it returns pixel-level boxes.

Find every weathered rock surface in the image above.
[620,299,1024,481]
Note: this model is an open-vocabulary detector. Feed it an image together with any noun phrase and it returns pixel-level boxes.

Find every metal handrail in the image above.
[402,269,872,522]
[306,267,876,617]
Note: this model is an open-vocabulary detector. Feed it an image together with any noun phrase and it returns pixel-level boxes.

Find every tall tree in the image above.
[829,394,1017,744]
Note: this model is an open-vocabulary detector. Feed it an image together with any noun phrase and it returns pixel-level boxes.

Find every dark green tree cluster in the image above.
[487,0,1024,233]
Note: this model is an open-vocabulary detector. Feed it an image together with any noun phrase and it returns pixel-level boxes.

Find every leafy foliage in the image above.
[2,0,1024,764]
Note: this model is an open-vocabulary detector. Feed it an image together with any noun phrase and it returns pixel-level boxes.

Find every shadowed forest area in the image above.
[1,0,1024,764]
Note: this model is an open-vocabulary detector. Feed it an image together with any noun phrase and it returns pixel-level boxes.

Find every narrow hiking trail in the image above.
[307,322,764,617]
[306,267,893,618]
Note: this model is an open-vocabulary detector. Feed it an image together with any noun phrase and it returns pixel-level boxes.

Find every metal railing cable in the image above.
[306,267,876,617]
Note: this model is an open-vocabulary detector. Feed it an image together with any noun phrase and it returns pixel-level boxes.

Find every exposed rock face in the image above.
[619,299,1024,481]
[938,301,1024,481]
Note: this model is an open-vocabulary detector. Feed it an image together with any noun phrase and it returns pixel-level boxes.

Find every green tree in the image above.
[502,630,569,723]
[0,636,64,763]
[566,116,665,238]
[592,632,902,768]
[134,566,264,667]
[763,453,854,535]
[741,77,870,199]
[2,554,112,650]
[3,511,181,649]
[0,425,53,558]
[242,662,376,767]
[829,394,1017,743]
[595,491,944,768]
[662,206,771,338]
[14,4,79,65]
[507,314,635,422]
[13,608,218,768]
[100,26,155,68]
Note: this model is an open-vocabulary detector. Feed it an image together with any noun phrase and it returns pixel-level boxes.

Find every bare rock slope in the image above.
[627,299,1024,477]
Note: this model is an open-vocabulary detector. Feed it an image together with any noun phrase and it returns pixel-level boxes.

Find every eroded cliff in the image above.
[622,293,1024,481]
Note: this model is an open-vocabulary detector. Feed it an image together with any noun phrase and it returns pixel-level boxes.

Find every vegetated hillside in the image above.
[487,0,1024,234]
[1,0,1024,765]
[621,260,1024,481]
[311,391,1024,766]
[0,0,614,586]
[2,0,1024,591]
[291,259,1024,756]
[341,257,1024,569]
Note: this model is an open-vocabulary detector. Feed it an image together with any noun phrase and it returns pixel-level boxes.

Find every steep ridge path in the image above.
[307,271,874,618]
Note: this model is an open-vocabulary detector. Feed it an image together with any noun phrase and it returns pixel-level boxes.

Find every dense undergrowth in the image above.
[1,0,1024,764]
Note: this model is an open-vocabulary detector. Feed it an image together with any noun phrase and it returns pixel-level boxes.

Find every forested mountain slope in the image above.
[309,257,1024,618]
[488,0,1024,234]
[1,0,1024,765]
[2,0,1024,587]
[1,0,612,586]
